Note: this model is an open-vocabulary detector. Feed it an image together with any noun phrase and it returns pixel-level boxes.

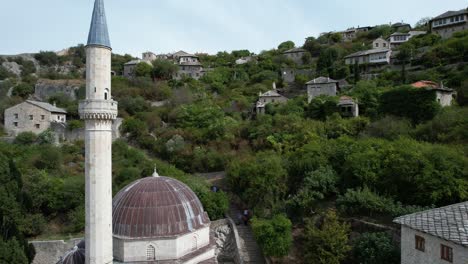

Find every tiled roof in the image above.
[26,100,67,114]
[87,0,111,49]
[306,76,338,84]
[259,90,284,97]
[344,48,390,58]
[394,201,468,247]
[433,8,468,20]
[284,47,307,54]
[411,80,454,92]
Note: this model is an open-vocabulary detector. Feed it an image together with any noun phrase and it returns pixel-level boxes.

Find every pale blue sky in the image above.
[1,0,466,56]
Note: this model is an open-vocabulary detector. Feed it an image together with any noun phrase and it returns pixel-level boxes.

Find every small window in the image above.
[41,115,45,120]
[375,43,379,47]
[29,115,33,120]
[13,122,18,127]
[415,235,425,252]
[441,244,453,262]
[57,116,60,120]
[146,245,155,261]
[14,113,18,119]
[35,124,40,129]
[94,87,96,93]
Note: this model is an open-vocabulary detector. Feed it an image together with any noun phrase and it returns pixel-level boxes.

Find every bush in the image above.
[353,232,400,264]
[251,214,292,257]
[14,132,37,145]
[34,51,59,66]
[361,116,412,140]
[414,107,468,143]
[12,83,34,98]
[67,205,85,233]
[306,95,339,120]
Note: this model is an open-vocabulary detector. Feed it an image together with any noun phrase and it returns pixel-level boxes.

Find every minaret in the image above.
[79,0,117,263]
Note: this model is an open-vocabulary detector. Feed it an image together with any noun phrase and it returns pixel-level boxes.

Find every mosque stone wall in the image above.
[30,238,83,264]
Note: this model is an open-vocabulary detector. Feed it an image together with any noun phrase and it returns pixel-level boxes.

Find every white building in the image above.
[372,37,390,49]
[4,100,66,136]
[344,48,392,65]
[389,31,426,49]
[430,8,468,39]
[306,77,339,103]
[394,202,468,264]
[338,96,359,117]
[255,84,288,114]
[411,81,456,107]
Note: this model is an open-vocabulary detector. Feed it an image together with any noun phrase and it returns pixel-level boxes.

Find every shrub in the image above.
[353,232,400,264]
[12,83,34,98]
[67,206,85,233]
[361,116,412,140]
[34,51,59,66]
[14,132,37,145]
[251,214,292,257]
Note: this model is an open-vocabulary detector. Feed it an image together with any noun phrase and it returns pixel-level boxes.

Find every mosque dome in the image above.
[57,242,85,264]
[112,173,211,239]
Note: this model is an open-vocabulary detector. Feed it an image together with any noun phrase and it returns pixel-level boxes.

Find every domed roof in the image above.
[112,174,210,239]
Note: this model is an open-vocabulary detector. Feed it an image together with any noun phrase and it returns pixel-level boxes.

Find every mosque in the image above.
[58,0,217,263]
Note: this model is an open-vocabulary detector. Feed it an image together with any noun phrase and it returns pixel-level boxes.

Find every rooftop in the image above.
[344,48,390,58]
[394,201,468,247]
[306,76,338,84]
[87,0,111,49]
[26,100,67,114]
[283,47,307,54]
[433,8,468,20]
[259,89,284,97]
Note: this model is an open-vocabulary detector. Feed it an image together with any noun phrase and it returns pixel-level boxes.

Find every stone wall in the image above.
[30,238,82,264]
[34,79,85,101]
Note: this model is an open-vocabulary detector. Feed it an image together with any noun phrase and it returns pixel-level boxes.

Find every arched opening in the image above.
[191,236,198,251]
[104,88,109,100]
[146,245,155,261]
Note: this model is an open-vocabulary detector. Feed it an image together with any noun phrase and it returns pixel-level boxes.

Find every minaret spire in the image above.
[87,0,111,49]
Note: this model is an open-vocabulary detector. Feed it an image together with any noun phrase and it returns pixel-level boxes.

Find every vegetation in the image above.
[251,214,292,257]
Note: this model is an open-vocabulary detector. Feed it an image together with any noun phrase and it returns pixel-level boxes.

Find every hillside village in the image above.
[0,5,467,264]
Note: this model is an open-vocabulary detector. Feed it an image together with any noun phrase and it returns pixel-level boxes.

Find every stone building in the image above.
[173,51,205,80]
[344,48,392,66]
[123,59,152,78]
[394,202,468,264]
[281,68,314,83]
[142,51,157,62]
[411,80,456,107]
[306,77,339,103]
[372,37,389,49]
[389,31,426,49]
[283,48,308,65]
[391,22,412,32]
[34,79,85,101]
[430,8,468,39]
[338,96,359,117]
[4,100,66,136]
[255,85,288,114]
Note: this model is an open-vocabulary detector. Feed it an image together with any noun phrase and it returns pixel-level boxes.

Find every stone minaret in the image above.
[79,0,117,263]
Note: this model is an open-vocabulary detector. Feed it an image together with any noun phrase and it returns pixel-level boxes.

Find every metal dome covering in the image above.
[57,243,85,264]
[87,0,111,48]
[112,176,210,239]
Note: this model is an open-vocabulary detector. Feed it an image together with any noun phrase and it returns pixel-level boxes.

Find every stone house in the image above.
[430,8,468,39]
[338,96,359,117]
[339,26,374,42]
[256,86,288,114]
[4,100,67,136]
[394,202,468,264]
[142,51,157,62]
[391,22,412,32]
[372,37,390,49]
[344,48,392,66]
[123,59,152,78]
[235,56,256,65]
[283,48,308,65]
[306,77,339,103]
[389,31,426,49]
[411,80,456,107]
[281,68,314,83]
[173,51,205,80]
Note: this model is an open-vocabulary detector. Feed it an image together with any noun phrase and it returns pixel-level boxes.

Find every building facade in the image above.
[344,48,392,66]
[306,77,339,103]
[394,202,468,264]
[372,37,389,49]
[411,81,455,107]
[338,96,359,117]
[175,53,205,80]
[430,8,468,39]
[4,100,66,136]
[283,48,308,65]
[255,87,288,114]
[389,31,426,49]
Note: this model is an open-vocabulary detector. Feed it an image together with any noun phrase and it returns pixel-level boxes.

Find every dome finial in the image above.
[152,165,159,177]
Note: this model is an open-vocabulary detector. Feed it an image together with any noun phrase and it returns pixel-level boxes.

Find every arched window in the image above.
[104,88,109,100]
[191,236,198,251]
[146,245,155,260]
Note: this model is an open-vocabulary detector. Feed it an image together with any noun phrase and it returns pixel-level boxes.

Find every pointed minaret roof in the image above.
[87,0,111,49]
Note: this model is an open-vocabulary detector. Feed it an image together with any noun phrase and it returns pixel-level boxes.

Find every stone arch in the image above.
[191,235,198,251]
[146,244,156,261]
[104,88,109,100]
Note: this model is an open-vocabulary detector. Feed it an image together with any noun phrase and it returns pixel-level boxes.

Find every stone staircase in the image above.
[228,207,265,264]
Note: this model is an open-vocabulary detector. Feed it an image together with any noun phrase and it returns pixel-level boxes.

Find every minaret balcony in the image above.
[79,99,118,120]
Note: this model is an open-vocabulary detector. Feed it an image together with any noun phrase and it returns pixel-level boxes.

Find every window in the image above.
[13,122,18,127]
[375,43,379,47]
[104,88,109,100]
[191,236,198,251]
[29,115,33,120]
[146,245,155,260]
[383,43,387,47]
[41,115,45,120]
[35,124,40,129]
[415,235,425,252]
[57,116,60,120]
[14,113,18,119]
[441,244,453,262]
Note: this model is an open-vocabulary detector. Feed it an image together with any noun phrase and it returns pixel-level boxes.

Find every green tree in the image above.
[303,210,351,264]
[14,132,37,145]
[121,117,149,140]
[135,62,153,77]
[152,59,178,80]
[278,41,295,51]
[306,95,339,120]
[12,83,34,98]
[353,232,400,264]
[303,37,322,57]
[251,214,292,257]
[34,51,59,66]
[0,238,28,264]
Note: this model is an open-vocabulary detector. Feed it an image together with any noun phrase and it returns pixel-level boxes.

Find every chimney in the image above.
[53,101,56,107]
[272,82,277,90]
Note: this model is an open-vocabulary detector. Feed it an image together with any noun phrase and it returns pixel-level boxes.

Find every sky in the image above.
[1,0,467,57]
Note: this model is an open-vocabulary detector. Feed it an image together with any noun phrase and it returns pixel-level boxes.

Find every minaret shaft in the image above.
[79,1,116,263]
